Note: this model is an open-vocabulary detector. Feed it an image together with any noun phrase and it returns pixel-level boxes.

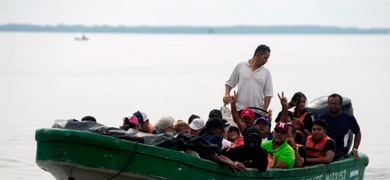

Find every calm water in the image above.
[0,32,389,179]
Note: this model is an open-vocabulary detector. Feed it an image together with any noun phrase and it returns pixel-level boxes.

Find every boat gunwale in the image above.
[35,128,369,178]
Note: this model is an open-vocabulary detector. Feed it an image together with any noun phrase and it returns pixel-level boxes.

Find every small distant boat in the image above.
[74,35,88,41]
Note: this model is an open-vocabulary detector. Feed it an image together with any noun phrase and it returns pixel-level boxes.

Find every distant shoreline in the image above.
[0,23,388,34]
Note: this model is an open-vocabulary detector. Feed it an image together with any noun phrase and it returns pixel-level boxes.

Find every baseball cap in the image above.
[208,109,222,119]
[240,108,255,119]
[188,114,200,124]
[205,118,229,130]
[255,117,270,126]
[274,122,289,133]
[189,118,205,130]
[123,115,139,126]
[247,132,261,138]
[133,111,148,124]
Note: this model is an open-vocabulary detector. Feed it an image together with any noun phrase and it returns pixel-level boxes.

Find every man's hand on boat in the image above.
[350,148,360,160]
[214,155,246,172]
[222,155,246,172]
[232,161,246,172]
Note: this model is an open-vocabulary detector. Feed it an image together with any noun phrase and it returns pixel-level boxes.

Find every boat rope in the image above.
[107,142,139,180]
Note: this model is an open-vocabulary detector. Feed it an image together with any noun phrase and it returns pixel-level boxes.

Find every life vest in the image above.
[294,112,309,138]
[267,153,275,169]
[296,112,309,122]
[305,135,334,158]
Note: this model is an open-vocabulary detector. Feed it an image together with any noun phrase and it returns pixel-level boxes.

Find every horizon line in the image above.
[1,23,389,30]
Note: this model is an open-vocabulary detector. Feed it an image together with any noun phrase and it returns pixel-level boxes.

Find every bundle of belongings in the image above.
[52,119,218,160]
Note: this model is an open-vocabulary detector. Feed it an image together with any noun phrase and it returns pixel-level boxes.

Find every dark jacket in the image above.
[226,126,268,171]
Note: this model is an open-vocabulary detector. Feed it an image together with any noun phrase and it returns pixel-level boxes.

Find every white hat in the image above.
[189,118,205,130]
[133,111,149,124]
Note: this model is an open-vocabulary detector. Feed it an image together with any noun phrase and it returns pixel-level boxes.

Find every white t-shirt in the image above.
[226,61,273,112]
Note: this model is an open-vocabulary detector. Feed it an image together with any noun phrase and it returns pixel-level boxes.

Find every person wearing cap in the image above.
[254,117,273,142]
[188,114,200,124]
[275,110,300,142]
[230,92,256,135]
[208,109,223,119]
[201,117,230,154]
[303,118,336,165]
[133,111,154,134]
[226,126,268,172]
[120,115,140,131]
[223,44,273,118]
[261,122,295,169]
[189,118,205,136]
[201,117,246,172]
[259,92,295,169]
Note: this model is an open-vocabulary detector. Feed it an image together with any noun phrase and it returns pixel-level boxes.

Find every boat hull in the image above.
[35,128,369,180]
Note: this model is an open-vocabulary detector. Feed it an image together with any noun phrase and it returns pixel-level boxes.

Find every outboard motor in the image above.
[306,95,354,154]
[306,96,353,118]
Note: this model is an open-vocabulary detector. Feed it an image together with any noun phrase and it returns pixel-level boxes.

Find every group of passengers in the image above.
[80,44,361,172]
[81,92,359,172]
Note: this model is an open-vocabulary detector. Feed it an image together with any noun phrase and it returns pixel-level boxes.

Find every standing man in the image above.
[318,93,361,160]
[223,44,273,117]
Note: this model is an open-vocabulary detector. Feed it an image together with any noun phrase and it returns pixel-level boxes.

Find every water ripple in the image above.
[364,167,390,179]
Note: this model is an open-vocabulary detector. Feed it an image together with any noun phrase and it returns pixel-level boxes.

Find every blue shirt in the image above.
[201,132,222,155]
[318,112,360,155]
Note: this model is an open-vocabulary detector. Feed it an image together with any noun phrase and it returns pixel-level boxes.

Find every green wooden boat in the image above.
[35,128,369,180]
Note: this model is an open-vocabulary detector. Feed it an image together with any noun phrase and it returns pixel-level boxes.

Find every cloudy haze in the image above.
[0,0,389,28]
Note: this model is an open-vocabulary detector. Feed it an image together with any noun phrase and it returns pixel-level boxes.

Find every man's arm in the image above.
[350,130,361,159]
[287,138,304,167]
[223,85,232,105]
[294,149,304,167]
[277,92,289,123]
[306,150,335,164]
[272,160,289,168]
[261,96,272,118]
[306,140,336,164]
[272,142,295,169]
[231,91,246,134]
[263,96,271,112]
[212,154,245,172]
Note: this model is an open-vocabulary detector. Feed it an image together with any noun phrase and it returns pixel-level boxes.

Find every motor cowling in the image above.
[306,96,353,118]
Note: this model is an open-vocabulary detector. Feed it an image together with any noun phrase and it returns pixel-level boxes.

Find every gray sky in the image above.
[1,0,389,28]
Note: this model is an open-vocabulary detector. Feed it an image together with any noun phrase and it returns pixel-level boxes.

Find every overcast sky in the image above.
[0,0,389,28]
